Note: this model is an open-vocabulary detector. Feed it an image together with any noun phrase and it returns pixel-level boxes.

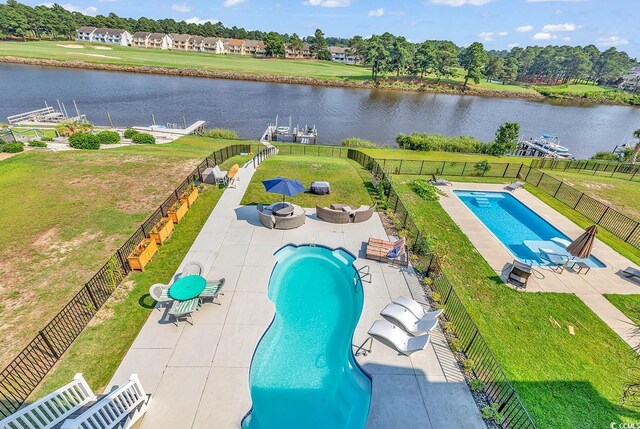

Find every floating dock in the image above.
[261,115,318,145]
[7,101,87,126]
[132,120,206,136]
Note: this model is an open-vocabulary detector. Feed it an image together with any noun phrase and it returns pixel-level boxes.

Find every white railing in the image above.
[0,373,96,429]
[61,375,149,429]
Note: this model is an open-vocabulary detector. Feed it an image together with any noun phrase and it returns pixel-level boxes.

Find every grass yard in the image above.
[360,147,535,164]
[29,182,226,399]
[605,295,640,326]
[392,175,640,428]
[0,135,244,368]
[240,156,372,208]
[0,41,369,81]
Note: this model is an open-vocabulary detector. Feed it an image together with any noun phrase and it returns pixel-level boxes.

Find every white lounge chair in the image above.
[212,165,228,184]
[393,296,443,321]
[169,298,199,325]
[380,303,438,335]
[179,261,204,278]
[149,283,172,311]
[368,320,430,356]
[505,181,525,191]
[201,278,225,304]
[623,267,640,280]
[539,248,570,273]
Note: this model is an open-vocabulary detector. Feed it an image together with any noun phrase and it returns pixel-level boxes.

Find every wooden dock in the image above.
[132,120,206,136]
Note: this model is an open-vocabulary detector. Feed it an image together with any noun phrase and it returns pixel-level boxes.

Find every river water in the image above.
[1,63,638,158]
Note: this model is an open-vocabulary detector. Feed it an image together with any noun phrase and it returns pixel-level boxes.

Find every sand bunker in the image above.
[57,44,84,49]
[68,52,121,59]
[93,46,113,50]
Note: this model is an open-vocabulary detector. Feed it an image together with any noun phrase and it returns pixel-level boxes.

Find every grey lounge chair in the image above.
[380,303,438,335]
[180,261,204,278]
[539,248,570,273]
[316,205,351,224]
[429,173,451,186]
[201,278,225,304]
[368,320,431,356]
[505,181,525,191]
[169,297,198,325]
[393,296,443,321]
[623,267,640,280]
[149,283,172,311]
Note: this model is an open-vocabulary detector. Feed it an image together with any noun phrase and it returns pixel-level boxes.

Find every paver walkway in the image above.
[108,163,485,429]
[439,182,640,350]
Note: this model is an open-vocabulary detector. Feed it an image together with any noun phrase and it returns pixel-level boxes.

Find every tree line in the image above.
[0,0,636,88]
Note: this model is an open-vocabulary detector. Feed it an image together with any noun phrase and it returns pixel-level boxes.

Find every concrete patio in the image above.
[107,165,485,429]
[439,182,640,349]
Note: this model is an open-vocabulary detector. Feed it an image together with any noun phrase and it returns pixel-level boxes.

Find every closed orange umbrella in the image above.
[566,225,598,259]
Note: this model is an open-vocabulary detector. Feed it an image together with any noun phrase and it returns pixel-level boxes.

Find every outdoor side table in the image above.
[169,275,206,301]
[572,261,590,275]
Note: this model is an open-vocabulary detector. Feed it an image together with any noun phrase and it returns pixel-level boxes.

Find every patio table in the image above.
[169,275,206,301]
[269,203,294,217]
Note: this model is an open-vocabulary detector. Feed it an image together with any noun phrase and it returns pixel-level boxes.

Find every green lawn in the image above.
[29,182,226,399]
[240,156,372,208]
[605,295,640,326]
[0,41,369,81]
[360,147,535,164]
[393,175,640,428]
[0,135,242,368]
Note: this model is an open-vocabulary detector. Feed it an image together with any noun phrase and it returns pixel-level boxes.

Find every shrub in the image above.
[481,404,504,424]
[396,132,483,153]
[590,151,620,161]
[132,133,156,145]
[484,122,520,156]
[123,129,139,139]
[469,377,486,393]
[41,136,54,141]
[28,140,47,147]
[448,337,462,352]
[410,179,441,201]
[68,132,100,150]
[341,137,377,148]
[0,142,24,153]
[473,160,491,176]
[97,130,120,144]
[462,358,476,372]
[203,128,239,139]
[431,292,442,302]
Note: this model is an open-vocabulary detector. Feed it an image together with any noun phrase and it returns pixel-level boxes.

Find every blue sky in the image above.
[23,0,639,57]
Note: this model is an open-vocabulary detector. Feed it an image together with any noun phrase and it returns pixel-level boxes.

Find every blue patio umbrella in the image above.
[262,177,306,204]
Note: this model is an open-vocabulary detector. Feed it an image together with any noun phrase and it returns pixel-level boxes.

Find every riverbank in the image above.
[1,40,636,106]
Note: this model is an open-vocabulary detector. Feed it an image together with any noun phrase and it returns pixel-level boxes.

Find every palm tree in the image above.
[631,129,640,165]
[55,120,92,137]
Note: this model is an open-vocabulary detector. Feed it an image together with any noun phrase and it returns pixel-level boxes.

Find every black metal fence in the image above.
[0,144,250,418]
[252,145,278,168]
[530,158,640,182]
[351,152,640,250]
[272,144,348,158]
[348,148,538,429]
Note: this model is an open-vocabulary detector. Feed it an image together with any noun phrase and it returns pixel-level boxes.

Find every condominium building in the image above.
[244,40,266,57]
[170,34,191,51]
[328,46,359,65]
[76,26,96,42]
[202,37,224,54]
[223,38,245,55]
[148,33,172,49]
[131,32,151,48]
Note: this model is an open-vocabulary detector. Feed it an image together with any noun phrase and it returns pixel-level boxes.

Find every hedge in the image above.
[28,140,47,147]
[97,131,120,144]
[131,133,156,145]
[68,133,101,150]
[123,129,139,139]
[1,142,25,153]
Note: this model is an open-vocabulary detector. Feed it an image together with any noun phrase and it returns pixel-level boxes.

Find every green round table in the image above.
[169,275,206,301]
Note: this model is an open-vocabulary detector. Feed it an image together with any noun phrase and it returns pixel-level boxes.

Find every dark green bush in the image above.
[341,137,377,148]
[132,133,156,145]
[203,128,239,139]
[410,179,441,201]
[123,129,139,139]
[1,142,25,153]
[41,136,54,141]
[590,151,619,161]
[97,130,120,144]
[396,133,483,153]
[28,140,47,147]
[68,132,100,150]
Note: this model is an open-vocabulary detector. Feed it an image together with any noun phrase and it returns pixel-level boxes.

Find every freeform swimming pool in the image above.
[454,191,605,268]
[241,244,371,429]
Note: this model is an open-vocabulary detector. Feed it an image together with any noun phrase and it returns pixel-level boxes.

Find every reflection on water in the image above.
[0,63,638,158]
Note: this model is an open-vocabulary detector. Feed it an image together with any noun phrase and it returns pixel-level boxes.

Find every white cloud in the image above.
[45,3,98,15]
[185,16,219,24]
[223,0,246,6]
[389,10,405,16]
[498,31,508,36]
[563,36,571,42]
[171,3,191,12]
[507,43,520,48]
[541,23,581,32]
[478,32,495,42]
[597,35,629,47]
[516,25,533,33]
[303,0,351,7]
[368,8,384,16]
[532,32,557,40]
[526,0,586,2]
[430,0,493,6]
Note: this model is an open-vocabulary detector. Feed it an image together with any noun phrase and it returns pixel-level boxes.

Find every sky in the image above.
[19,0,639,57]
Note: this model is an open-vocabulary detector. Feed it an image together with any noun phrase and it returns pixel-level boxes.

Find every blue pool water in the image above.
[241,244,371,429]
[454,191,605,268]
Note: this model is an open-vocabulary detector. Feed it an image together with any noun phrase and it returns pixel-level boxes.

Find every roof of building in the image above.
[170,34,191,42]
[225,38,245,47]
[77,26,96,33]
[133,32,151,38]
[149,33,167,40]
[191,36,205,43]
[244,40,265,48]
[303,43,312,51]
[329,46,349,54]
[202,37,222,44]
[94,28,128,35]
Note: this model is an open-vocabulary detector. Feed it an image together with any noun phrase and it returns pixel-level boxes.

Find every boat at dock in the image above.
[515,134,572,159]
[262,115,318,145]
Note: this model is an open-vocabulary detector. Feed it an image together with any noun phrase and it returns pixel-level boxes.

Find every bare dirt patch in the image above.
[93,46,113,50]
[57,44,84,49]
[68,52,121,59]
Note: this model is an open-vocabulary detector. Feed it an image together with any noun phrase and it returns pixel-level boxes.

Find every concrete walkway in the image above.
[438,182,640,350]
[108,164,485,428]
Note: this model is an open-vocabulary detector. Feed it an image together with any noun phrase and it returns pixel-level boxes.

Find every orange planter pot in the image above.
[127,239,158,271]
[180,187,199,208]
[149,217,174,245]
[168,201,188,224]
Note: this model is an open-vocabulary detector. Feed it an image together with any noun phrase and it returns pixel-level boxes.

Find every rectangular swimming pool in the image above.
[454,190,605,268]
